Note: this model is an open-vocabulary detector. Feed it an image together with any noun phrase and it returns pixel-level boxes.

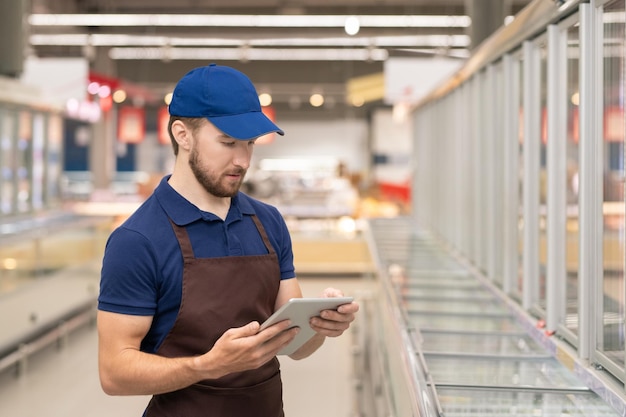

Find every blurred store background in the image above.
[0,0,533,224]
[19,1,626,417]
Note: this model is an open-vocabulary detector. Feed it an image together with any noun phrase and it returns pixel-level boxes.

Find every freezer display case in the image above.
[360,217,623,417]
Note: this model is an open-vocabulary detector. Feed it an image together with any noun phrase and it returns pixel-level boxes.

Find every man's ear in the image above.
[171,120,192,151]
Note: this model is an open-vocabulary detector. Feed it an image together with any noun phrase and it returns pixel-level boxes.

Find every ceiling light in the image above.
[259,93,273,106]
[309,93,324,107]
[344,16,360,36]
[108,47,390,61]
[350,96,365,107]
[112,89,127,103]
[29,14,471,28]
[30,33,470,48]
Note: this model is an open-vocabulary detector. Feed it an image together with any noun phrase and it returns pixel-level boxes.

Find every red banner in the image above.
[158,106,171,145]
[118,106,145,143]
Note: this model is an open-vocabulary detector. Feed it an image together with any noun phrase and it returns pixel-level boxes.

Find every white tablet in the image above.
[260,297,354,355]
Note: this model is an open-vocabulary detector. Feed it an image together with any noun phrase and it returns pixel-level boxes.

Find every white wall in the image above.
[384,57,464,104]
[251,117,370,175]
[371,108,413,184]
[21,57,87,108]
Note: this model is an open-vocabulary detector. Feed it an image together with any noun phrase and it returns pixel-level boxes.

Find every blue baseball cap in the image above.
[169,64,284,140]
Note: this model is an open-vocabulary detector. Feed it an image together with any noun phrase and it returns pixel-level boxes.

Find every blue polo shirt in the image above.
[98,175,296,353]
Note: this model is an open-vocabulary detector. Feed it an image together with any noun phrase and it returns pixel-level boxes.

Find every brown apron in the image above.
[145,215,284,417]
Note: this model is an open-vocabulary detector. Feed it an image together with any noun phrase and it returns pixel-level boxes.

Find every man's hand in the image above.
[196,319,299,379]
[309,287,359,338]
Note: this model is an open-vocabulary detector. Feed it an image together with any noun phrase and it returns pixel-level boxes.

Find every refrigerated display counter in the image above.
[359,216,623,416]
[0,212,114,375]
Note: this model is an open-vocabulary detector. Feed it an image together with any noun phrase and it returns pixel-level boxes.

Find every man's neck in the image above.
[167,173,231,220]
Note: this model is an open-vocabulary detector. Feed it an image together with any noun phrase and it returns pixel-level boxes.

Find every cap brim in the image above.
[208,111,284,140]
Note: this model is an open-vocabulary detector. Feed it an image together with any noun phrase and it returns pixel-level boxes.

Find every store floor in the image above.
[0,275,374,417]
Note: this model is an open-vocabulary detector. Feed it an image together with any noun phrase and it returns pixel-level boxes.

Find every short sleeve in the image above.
[98,227,161,316]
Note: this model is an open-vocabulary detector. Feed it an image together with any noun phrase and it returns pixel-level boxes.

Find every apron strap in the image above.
[250,215,276,255]
[169,219,195,261]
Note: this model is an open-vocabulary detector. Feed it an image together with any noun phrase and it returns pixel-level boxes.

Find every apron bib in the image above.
[145,215,284,417]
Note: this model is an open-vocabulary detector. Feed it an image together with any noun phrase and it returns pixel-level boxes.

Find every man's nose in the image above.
[233,144,252,168]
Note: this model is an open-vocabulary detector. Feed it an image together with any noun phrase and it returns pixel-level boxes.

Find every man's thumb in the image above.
[242,321,261,335]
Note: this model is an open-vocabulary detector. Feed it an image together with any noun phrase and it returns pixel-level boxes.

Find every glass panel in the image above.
[437,388,621,417]
[600,0,626,370]
[0,110,15,215]
[403,299,509,314]
[46,114,63,205]
[427,357,586,389]
[479,70,488,273]
[31,113,45,210]
[565,23,581,335]
[516,55,525,302]
[402,286,492,299]
[16,110,32,213]
[421,332,546,355]
[409,313,519,332]
[538,39,548,313]
[493,62,505,287]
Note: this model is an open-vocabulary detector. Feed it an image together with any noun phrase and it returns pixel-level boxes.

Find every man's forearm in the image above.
[99,349,211,396]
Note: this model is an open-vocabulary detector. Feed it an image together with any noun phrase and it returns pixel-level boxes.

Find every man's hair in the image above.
[167,116,206,155]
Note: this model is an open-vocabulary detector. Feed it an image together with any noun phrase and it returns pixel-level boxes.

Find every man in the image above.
[97,64,359,417]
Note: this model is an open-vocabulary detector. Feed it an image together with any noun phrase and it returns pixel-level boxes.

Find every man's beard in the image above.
[189,145,246,198]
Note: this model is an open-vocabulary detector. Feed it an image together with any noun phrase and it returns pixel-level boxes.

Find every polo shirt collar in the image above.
[154,175,256,226]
